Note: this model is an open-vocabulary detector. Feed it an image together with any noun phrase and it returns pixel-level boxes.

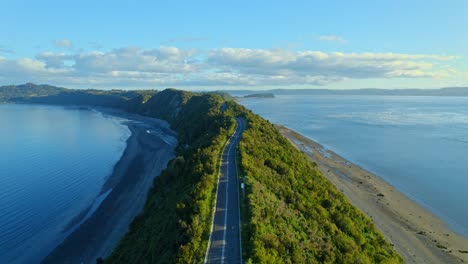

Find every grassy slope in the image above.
[230,102,402,264]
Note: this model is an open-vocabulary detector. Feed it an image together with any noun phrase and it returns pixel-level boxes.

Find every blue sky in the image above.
[1,0,467,90]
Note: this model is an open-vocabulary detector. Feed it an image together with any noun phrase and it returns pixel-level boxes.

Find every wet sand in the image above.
[41,109,177,264]
[278,125,468,264]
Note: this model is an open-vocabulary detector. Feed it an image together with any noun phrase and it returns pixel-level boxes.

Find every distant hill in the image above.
[244,92,275,98]
[0,83,157,108]
[227,87,468,97]
[0,83,65,102]
[203,90,234,101]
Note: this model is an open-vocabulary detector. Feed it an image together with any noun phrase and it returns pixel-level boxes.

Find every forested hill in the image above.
[1,83,157,108]
[107,89,237,263]
[0,83,65,102]
[230,102,402,263]
[1,84,401,263]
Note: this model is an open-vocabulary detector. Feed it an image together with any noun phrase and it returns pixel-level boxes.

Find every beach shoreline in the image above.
[41,108,177,264]
[277,125,468,263]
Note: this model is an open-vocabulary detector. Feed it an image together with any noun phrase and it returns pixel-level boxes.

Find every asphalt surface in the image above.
[205,117,245,264]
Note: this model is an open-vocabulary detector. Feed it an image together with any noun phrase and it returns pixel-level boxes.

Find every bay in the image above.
[238,94,468,237]
[0,104,130,263]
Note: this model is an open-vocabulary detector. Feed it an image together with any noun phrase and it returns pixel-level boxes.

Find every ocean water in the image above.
[238,94,468,237]
[0,104,130,263]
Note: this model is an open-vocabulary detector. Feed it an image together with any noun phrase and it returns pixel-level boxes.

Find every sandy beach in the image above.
[278,125,468,264]
[41,109,177,264]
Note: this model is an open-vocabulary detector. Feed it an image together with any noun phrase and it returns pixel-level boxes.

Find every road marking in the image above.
[205,121,241,264]
[235,118,243,264]
[221,164,228,263]
[222,127,237,263]
[204,130,233,264]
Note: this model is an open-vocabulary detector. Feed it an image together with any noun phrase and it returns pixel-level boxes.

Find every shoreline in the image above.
[41,108,177,264]
[277,125,468,263]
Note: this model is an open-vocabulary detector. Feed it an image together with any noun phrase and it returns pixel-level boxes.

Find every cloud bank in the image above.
[0,46,458,88]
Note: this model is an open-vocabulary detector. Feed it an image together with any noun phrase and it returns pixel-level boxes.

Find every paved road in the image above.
[205,117,245,264]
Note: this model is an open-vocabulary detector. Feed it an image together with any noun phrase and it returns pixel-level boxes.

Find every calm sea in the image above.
[0,104,130,263]
[238,94,468,237]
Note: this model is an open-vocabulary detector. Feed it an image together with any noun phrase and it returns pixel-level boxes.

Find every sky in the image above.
[1,0,467,90]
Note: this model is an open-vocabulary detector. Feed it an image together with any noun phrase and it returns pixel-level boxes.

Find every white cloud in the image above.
[54,39,73,48]
[0,46,459,88]
[73,46,198,74]
[318,35,346,42]
[0,56,72,84]
[36,52,75,69]
[207,48,453,80]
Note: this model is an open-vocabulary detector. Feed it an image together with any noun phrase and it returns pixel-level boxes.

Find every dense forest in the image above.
[1,84,401,263]
[106,90,237,263]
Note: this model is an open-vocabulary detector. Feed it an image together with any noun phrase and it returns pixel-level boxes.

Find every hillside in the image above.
[0,83,157,107]
[226,102,402,263]
[0,83,65,102]
[105,90,236,263]
[1,84,401,263]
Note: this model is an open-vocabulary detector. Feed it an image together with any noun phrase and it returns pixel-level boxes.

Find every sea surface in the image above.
[237,93,468,237]
[0,104,130,263]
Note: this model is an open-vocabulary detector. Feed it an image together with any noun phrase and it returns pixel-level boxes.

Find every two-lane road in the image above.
[205,117,245,264]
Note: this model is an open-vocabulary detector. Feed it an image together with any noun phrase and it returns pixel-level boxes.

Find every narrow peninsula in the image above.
[1,83,413,263]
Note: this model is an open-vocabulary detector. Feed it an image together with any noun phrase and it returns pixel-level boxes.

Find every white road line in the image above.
[222,127,237,263]
[235,119,243,264]
[204,132,233,264]
[204,121,239,264]
[221,159,228,263]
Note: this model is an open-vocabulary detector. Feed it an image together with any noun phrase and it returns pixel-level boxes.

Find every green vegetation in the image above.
[1,83,401,263]
[229,102,402,263]
[0,83,156,107]
[24,88,157,108]
[202,90,234,101]
[106,90,237,263]
[0,83,65,102]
